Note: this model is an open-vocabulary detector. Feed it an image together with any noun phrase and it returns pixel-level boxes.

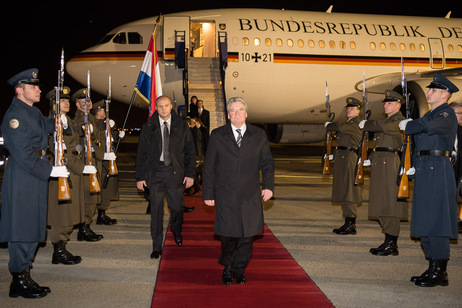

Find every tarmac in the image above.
[0,138,461,307]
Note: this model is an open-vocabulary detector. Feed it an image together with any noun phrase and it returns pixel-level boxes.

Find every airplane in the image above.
[66,8,462,143]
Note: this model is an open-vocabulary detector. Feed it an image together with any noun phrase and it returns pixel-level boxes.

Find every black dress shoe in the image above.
[173,234,183,246]
[184,206,196,213]
[150,250,162,259]
[222,265,233,285]
[234,272,247,284]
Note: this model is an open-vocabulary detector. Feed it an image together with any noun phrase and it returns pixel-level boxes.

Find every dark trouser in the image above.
[8,242,38,272]
[379,216,400,236]
[341,201,357,218]
[420,236,450,260]
[149,165,184,251]
[219,236,254,275]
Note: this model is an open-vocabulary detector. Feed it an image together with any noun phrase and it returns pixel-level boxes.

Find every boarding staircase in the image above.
[187,57,226,133]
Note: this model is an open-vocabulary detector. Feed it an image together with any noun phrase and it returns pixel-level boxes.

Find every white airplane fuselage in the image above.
[67,8,462,142]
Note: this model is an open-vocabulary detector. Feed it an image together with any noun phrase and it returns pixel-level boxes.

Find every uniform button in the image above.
[430,167,433,170]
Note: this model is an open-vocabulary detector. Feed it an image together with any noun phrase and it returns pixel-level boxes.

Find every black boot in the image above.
[9,269,48,298]
[96,209,117,225]
[370,234,399,256]
[77,224,103,242]
[52,241,82,265]
[411,259,432,283]
[333,217,357,235]
[222,265,233,285]
[415,259,449,287]
[23,268,51,294]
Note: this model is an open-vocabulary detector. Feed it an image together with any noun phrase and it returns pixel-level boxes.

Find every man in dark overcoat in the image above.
[325,98,363,235]
[360,90,407,256]
[136,96,196,259]
[400,73,459,287]
[0,69,69,298]
[448,101,462,233]
[202,97,274,285]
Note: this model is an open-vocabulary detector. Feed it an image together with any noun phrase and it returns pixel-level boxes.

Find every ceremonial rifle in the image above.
[322,81,335,175]
[398,57,411,198]
[54,49,71,201]
[84,70,101,193]
[103,75,118,189]
[354,73,371,185]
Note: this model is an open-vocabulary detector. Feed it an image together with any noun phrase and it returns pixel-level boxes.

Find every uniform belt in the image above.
[336,146,357,153]
[418,150,450,157]
[374,147,398,154]
[33,150,46,157]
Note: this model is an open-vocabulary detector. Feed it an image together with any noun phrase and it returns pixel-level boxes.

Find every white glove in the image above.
[323,154,334,161]
[109,119,115,128]
[399,118,413,131]
[324,121,331,127]
[62,141,67,150]
[119,131,125,139]
[406,167,415,175]
[363,159,371,166]
[50,166,69,178]
[82,165,97,174]
[104,152,117,161]
[60,115,68,129]
[82,124,93,133]
[359,120,366,129]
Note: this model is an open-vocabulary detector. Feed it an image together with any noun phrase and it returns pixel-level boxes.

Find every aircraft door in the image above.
[190,22,216,57]
[163,16,190,61]
[428,38,445,69]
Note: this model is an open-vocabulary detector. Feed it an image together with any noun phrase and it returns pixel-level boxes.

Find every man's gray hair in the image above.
[226,97,247,112]
[449,101,462,109]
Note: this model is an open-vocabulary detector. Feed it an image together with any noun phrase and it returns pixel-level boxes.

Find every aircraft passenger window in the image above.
[243,37,249,46]
[400,43,406,51]
[276,39,283,47]
[370,42,376,50]
[128,32,143,44]
[350,41,356,49]
[319,40,325,48]
[298,39,304,47]
[254,38,261,46]
[390,43,396,51]
[380,42,386,50]
[265,38,272,46]
[410,43,415,51]
[308,40,315,48]
[448,44,454,52]
[339,41,346,49]
[113,32,127,44]
[287,39,294,47]
[420,44,425,51]
[329,41,335,48]
[458,45,462,52]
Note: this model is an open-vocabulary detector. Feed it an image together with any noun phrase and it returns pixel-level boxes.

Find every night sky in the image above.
[1,0,460,128]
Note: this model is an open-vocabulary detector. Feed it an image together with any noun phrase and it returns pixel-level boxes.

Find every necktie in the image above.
[163,122,171,165]
[236,129,242,148]
[199,109,202,116]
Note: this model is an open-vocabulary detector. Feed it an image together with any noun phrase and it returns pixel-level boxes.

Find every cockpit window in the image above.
[113,32,127,44]
[128,32,143,44]
[97,34,115,45]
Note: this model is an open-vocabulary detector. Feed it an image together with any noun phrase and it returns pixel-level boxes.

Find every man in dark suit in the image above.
[136,96,196,259]
[197,100,210,153]
[0,69,70,298]
[400,73,459,287]
[202,97,274,285]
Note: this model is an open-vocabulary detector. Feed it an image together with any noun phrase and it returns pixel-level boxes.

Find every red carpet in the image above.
[151,195,334,308]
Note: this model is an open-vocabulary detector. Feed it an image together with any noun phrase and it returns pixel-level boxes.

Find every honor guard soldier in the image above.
[400,73,459,287]
[91,100,125,225]
[46,87,88,265]
[325,98,363,235]
[448,101,462,233]
[359,90,407,255]
[72,88,105,241]
[0,69,69,298]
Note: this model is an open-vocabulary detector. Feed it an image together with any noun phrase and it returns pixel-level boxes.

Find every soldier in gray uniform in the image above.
[72,89,104,241]
[360,90,407,255]
[325,98,363,235]
[0,69,69,298]
[46,87,87,265]
[400,73,459,287]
